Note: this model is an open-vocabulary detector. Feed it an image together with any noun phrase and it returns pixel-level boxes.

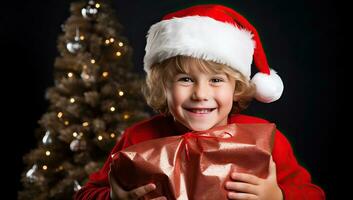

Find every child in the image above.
[75,4,325,200]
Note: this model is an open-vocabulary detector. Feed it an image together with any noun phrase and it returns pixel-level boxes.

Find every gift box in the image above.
[111,123,275,200]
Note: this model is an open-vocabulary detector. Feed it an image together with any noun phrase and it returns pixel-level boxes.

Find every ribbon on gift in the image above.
[180,124,236,160]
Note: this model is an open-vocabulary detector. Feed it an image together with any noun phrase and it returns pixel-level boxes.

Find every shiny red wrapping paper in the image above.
[111,123,275,200]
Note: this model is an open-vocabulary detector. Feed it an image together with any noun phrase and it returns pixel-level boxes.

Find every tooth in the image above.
[191,109,211,113]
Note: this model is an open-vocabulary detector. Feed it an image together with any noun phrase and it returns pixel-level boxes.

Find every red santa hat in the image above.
[143,4,284,103]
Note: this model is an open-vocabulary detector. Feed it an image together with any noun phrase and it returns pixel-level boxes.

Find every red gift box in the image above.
[111,123,275,200]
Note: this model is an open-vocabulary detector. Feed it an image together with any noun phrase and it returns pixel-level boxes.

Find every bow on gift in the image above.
[180,124,236,161]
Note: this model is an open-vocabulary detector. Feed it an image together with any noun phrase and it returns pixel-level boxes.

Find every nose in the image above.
[191,82,210,101]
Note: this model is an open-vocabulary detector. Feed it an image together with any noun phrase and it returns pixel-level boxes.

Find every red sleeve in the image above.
[273,129,326,200]
[74,128,132,200]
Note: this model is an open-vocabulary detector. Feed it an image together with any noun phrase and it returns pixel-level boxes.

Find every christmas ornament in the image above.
[66,28,85,54]
[81,0,99,19]
[73,180,82,192]
[70,139,87,152]
[25,164,44,183]
[42,130,53,145]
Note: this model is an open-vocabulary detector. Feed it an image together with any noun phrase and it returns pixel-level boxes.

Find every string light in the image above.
[118,90,124,96]
[64,121,69,125]
[102,71,109,77]
[73,132,84,139]
[110,38,114,42]
[45,151,51,156]
[70,98,75,103]
[95,3,100,8]
[118,42,123,47]
[123,114,130,120]
[97,135,103,141]
[80,35,85,40]
[116,51,121,57]
[57,112,63,118]
[42,165,48,170]
[82,122,89,127]
[90,59,96,64]
[105,39,110,44]
[67,72,73,78]
[58,165,64,171]
[83,64,87,69]
[110,106,115,112]
[110,133,116,138]
[73,132,78,137]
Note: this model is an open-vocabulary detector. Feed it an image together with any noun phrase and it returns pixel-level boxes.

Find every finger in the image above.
[230,173,260,185]
[151,196,167,200]
[225,181,258,195]
[108,168,126,196]
[128,183,156,199]
[227,192,257,200]
[268,156,277,179]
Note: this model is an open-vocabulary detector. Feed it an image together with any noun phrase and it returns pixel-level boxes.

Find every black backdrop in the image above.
[1,0,341,199]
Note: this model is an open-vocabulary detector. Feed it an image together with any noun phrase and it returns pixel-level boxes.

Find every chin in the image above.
[187,123,214,131]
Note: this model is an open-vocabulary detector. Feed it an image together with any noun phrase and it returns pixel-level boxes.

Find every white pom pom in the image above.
[251,69,284,103]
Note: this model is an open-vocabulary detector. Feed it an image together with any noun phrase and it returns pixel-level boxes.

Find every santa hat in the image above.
[143,4,284,103]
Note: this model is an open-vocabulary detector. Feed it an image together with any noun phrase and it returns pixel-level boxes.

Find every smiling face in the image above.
[165,64,236,131]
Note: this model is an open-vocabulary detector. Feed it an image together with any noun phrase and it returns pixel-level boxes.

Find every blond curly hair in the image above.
[142,55,255,115]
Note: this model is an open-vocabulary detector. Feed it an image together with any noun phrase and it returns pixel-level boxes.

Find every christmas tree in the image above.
[18,0,149,199]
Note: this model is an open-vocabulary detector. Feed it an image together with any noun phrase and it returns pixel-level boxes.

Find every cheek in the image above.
[216,85,235,109]
[166,85,189,108]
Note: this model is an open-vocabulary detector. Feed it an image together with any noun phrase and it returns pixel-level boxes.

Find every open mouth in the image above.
[184,108,216,114]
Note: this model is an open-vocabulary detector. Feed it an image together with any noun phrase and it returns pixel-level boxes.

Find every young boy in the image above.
[75,4,325,200]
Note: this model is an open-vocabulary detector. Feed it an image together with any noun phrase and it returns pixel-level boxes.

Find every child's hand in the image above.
[225,157,283,200]
[108,165,167,200]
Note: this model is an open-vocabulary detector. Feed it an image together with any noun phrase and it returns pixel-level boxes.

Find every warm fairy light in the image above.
[45,151,51,156]
[57,112,63,118]
[110,106,116,112]
[118,90,124,96]
[67,72,73,78]
[102,71,109,77]
[73,132,78,137]
[110,38,114,42]
[118,42,123,47]
[64,121,69,125]
[95,3,100,8]
[42,165,48,170]
[78,132,83,138]
[80,35,85,40]
[83,64,87,69]
[70,98,75,103]
[110,133,116,138]
[97,135,103,141]
[116,51,121,56]
[123,114,130,120]
[105,39,110,44]
[82,122,89,127]
[90,59,96,64]
[58,165,64,170]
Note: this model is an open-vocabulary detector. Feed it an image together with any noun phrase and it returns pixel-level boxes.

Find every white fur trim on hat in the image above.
[144,16,255,78]
[251,69,284,103]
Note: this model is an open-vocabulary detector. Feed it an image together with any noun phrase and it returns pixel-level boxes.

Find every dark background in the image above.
[1,0,341,199]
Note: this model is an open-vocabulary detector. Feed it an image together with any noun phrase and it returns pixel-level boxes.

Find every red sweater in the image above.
[74,114,325,200]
